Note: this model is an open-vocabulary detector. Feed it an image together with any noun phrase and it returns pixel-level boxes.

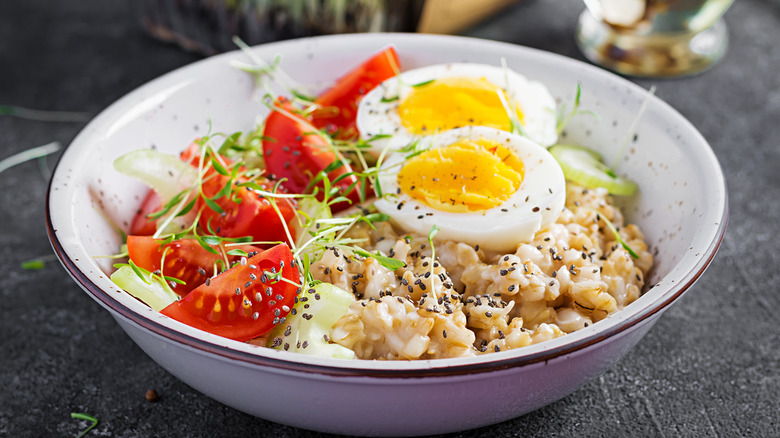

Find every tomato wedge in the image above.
[160,243,299,341]
[311,46,400,139]
[127,236,262,295]
[262,98,361,212]
[198,171,297,245]
[177,142,297,245]
[129,189,162,236]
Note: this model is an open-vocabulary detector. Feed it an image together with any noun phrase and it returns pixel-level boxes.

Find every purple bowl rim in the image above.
[45,33,729,379]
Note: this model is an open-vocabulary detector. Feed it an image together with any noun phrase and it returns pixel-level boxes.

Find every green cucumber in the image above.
[114,149,198,201]
[268,283,355,359]
[549,144,637,196]
[110,265,179,311]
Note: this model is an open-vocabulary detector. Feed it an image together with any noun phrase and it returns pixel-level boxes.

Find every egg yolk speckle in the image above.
[397,138,525,212]
[398,77,523,135]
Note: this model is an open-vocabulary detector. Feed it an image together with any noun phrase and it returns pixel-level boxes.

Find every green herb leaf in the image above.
[428,224,440,242]
[199,235,223,247]
[202,195,225,214]
[380,95,399,103]
[226,249,249,257]
[21,259,45,270]
[412,79,435,88]
[176,199,197,217]
[209,153,230,176]
[163,276,187,285]
[218,131,243,154]
[354,249,406,270]
[128,260,152,285]
[597,211,640,259]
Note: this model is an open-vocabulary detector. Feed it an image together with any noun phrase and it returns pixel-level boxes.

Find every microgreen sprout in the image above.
[21,259,45,270]
[412,79,435,88]
[498,58,526,137]
[554,82,598,136]
[0,141,61,175]
[114,261,184,296]
[128,259,151,285]
[1,105,91,122]
[586,208,639,259]
[353,249,406,270]
[231,37,314,105]
[70,413,98,438]
[427,224,440,297]
[611,85,655,170]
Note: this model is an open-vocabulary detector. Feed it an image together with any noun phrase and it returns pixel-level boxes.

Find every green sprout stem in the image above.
[1,105,91,122]
[611,85,655,170]
[0,141,61,175]
[71,412,98,438]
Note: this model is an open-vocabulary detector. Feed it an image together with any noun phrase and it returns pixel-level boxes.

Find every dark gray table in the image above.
[2,0,778,436]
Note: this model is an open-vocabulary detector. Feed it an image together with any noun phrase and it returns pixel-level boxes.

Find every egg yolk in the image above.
[398,77,524,135]
[397,138,525,212]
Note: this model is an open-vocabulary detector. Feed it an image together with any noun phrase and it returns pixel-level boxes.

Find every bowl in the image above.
[46,33,727,436]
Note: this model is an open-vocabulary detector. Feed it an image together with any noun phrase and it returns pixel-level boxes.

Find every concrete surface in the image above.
[1,0,778,436]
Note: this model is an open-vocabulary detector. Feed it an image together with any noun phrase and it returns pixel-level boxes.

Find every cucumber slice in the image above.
[549,144,637,196]
[268,283,355,359]
[110,265,179,311]
[114,149,198,201]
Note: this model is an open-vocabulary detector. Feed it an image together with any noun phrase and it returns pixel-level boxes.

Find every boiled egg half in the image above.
[356,63,559,153]
[374,126,566,253]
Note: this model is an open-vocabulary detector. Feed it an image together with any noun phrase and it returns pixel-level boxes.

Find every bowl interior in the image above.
[48,33,726,371]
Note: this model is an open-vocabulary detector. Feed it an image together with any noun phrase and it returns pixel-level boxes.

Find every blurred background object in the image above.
[576,0,735,77]
[138,0,520,55]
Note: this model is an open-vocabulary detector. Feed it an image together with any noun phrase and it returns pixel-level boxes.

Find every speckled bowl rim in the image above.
[46,33,728,378]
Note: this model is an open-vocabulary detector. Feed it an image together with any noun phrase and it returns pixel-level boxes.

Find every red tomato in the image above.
[262,98,361,212]
[160,243,299,341]
[129,189,161,236]
[127,236,262,295]
[177,143,297,245]
[198,171,297,245]
[311,46,400,139]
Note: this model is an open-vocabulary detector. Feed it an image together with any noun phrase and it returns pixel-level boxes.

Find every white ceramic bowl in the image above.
[46,34,727,436]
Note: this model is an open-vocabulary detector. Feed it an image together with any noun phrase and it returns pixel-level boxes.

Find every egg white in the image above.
[373,126,566,253]
[356,63,559,154]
